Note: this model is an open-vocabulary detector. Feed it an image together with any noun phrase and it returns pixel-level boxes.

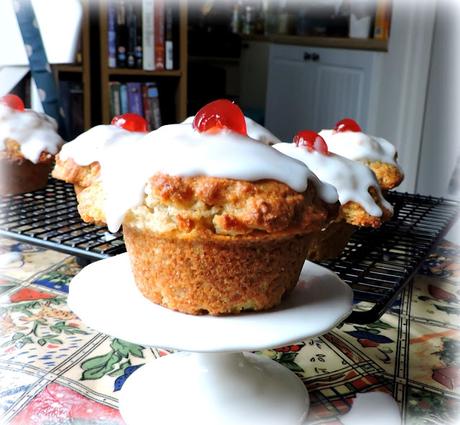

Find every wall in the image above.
[416,3,460,199]
[369,0,436,193]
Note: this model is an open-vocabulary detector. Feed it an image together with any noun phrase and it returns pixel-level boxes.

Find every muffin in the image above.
[319,118,404,191]
[0,94,64,195]
[274,130,393,260]
[53,102,339,315]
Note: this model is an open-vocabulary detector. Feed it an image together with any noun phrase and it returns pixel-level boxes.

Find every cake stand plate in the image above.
[68,253,353,353]
[68,254,353,425]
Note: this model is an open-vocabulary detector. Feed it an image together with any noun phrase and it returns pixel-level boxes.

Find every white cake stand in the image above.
[68,253,353,425]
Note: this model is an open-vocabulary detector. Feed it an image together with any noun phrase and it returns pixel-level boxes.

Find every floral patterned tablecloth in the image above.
[0,236,459,425]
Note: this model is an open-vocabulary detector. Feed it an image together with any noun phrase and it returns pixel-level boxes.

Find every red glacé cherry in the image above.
[111,113,148,132]
[193,99,247,135]
[0,94,25,111]
[334,118,362,133]
[293,130,329,155]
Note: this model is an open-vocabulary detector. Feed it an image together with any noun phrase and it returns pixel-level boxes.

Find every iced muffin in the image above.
[53,102,339,315]
[319,118,404,191]
[274,130,393,260]
[0,94,64,195]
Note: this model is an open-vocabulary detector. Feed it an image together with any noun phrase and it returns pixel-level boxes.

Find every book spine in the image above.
[142,83,154,130]
[109,81,121,118]
[127,82,144,115]
[120,83,129,114]
[107,1,117,68]
[116,0,128,68]
[172,1,180,70]
[146,82,161,129]
[154,0,165,70]
[134,2,143,69]
[164,1,174,70]
[373,0,391,40]
[142,0,155,70]
[126,2,136,68]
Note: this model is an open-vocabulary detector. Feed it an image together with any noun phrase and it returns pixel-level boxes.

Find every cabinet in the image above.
[265,44,378,142]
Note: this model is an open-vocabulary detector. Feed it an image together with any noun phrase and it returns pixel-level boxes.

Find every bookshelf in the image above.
[98,0,188,126]
[51,0,188,138]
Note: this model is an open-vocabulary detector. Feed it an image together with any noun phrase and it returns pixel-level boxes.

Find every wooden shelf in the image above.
[52,64,83,73]
[242,34,388,52]
[107,69,182,77]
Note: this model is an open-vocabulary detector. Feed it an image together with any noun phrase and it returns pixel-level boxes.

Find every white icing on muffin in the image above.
[319,129,399,168]
[60,122,338,232]
[0,104,63,163]
[273,142,393,217]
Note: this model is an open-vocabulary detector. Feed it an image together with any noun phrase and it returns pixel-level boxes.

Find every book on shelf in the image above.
[108,0,179,71]
[142,0,155,70]
[127,82,144,116]
[109,81,162,130]
[126,2,143,68]
[109,81,121,117]
[116,0,128,68]
[107,0,117,68]
[120,84,129,114]
[373,0,391,39]
[154,0,165,70]
[143,82,162,130]
[134,2,143,68]
[59,80,84,139]
[126,1,136,68]
[164,0,178,70]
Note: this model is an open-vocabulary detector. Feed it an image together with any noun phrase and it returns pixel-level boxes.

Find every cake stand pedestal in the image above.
[68,253,353,425]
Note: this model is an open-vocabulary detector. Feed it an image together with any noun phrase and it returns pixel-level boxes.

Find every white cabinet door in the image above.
[265,44,377,141]
[265,45,316,142]
[310,48,375,131]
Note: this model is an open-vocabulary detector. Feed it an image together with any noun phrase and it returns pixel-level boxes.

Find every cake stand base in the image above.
[120,351,309,425]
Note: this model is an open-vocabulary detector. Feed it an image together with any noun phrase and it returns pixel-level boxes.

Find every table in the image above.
[0,236,459,424]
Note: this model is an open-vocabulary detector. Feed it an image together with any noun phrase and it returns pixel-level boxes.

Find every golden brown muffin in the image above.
[272,140,394,261]
[53,154,338,315]
[317,126,404,192]
[363,160,404,191]
[305,188,393,262]
[340,187,393,228]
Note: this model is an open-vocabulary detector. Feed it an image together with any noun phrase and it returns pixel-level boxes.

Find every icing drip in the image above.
[183,115,282,146]
[319,129,400,169]
[62,122,337,232]
[59,125,146,166]
[0,104,63,163]
[273,142,393,217]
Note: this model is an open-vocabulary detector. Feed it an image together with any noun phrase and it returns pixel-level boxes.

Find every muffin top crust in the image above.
[53,102,339,234]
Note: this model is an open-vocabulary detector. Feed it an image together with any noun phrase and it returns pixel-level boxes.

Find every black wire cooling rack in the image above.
[0,179,125,261]
[0,178,458,324]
